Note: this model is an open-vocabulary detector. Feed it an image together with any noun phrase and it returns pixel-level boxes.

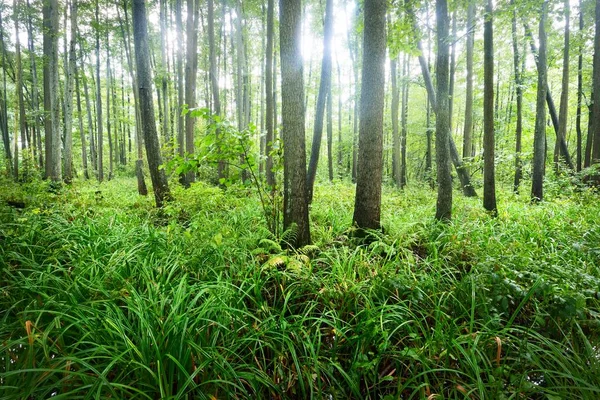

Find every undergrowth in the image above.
[1,176,599,399]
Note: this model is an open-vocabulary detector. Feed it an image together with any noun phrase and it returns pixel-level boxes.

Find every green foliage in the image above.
[1,179,599,399]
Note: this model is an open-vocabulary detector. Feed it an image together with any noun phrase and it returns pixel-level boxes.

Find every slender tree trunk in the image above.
[336,58,343,178]
[576,0,584,172]
[175,0,184,158]
[183,0,200,186]
[159,0,170,146]
[264,0,276,187]
[306,0,333,201]
[208,0,224,181]
[64,0,78,183]
[106,32,114,180]
[391,56,400,187]
[483,0,497,214]
[14,0,27,180]
[132,0,171,207]
[327,74,333,182]
[279,0,311,247]
[400,54,409,189]
[80,52,96,175]
[95,0,103,181]
[435,0,452,221]
[75,59,88,179]
[463,0,474,164]
[524,22,574,170]
[532,1,548,202]
[449,10,457,129]
[353,0,386,230]
[44,0,61,182]
[511,4,523,193]
[556,0,570,173]
[592,0,600,165]
[0,11,11,174]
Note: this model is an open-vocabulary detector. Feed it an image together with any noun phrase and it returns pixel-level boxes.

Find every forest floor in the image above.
[1,175,599,399]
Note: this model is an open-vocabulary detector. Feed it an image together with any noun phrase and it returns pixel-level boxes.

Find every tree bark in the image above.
[265,0,276,187]
[75,55,89,179]
[400,54,409,189]
[306,0,333,201]
[95,0,103,181]
[132,0,171,207]
[327,73,333,182]
[592,0,600,164]
[279,0,311,247]
[14,0,27,180]
[0,11,12,174]
[435,0,452,221]
[175,0,184,159]
[463,0,474,163]
[43,0,61,182]
[532,2,548,202]
[556,0,570,173]
[483,0,497,215]
[184,0,200,186]
[511,3,523,193]
[63,0,78,183]
[352,0,386,230]
[391,56,400,187]
[208,0,225,181]
[576,0,583,172]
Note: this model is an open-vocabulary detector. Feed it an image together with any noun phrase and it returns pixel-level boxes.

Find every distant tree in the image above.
[353,0,386,230]
[184,0,200,186]
[307,0,333,202]
[435,0,452,220]
[132,0,171,207]
[511,2,523,193]
[64,0,78,183]
[279,0,310,247]
[532,1,548,202]
[463,0,474,164]
[483,0,497,215]
[43,0,61,182]
[556,0,570,172]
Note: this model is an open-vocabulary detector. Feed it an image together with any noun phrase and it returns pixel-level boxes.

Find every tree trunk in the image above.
[43,0,61,182]
[63,0,78,183]
[175,0,184,158]
[327,73,333,182]
[511,3,523,193]
[352,0,386,230]
[106,32,114,180]
[184,0,200,186]
[208,0,224,181]
[80,51,96,175]
[556,0,570,173]
[132,0,171,207]
[279,0,311,247]
[532,1,548,202]
[264,0,276,187]
[95,0,103,181]
[524,22,573,170]
[159,0,170,146]
[75,57,89,179]
[400,54,409,189]
[391,56,400,187]
[435,0,452,221]
[483,0,497,215]
[592,0,600,165]
[576,0,583,172]
[306,0,333,201]
[463,0,474,163]
[14,0,27,180]
[0,11,12,174]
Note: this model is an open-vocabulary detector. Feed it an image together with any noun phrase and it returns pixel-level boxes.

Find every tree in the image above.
[532,1,548,202]
[63,0,78,183]
[511,2,523,193]
[483,0,497,215]
[13,0,26,180]
[132,0,171,207]
[556,0,570,172]
[43,0,61,182]
[591,0,600,165]
[463,0,474,163]
[279,0,310,247]
[576,0,584,172]
[183,0,200,186]
[435,0,452,220]
[391,56,400,187]
[352,0,386,230]
[208,0,224,181]
[307,0,333,201]
[265,0,276,188]
[95,0,104,182]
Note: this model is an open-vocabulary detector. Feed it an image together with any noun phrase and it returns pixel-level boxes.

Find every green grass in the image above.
[1,175,599,399]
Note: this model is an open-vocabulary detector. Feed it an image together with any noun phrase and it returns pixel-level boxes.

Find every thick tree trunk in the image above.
[306,0,333,201]
[483,0,497,215]
[264,0,276,187]
[352,0,386,230]
[279,0,311,247]
[43,0,61,182]
[532,2,548,202]
[435,0,452,221]
[132,0,171,207]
